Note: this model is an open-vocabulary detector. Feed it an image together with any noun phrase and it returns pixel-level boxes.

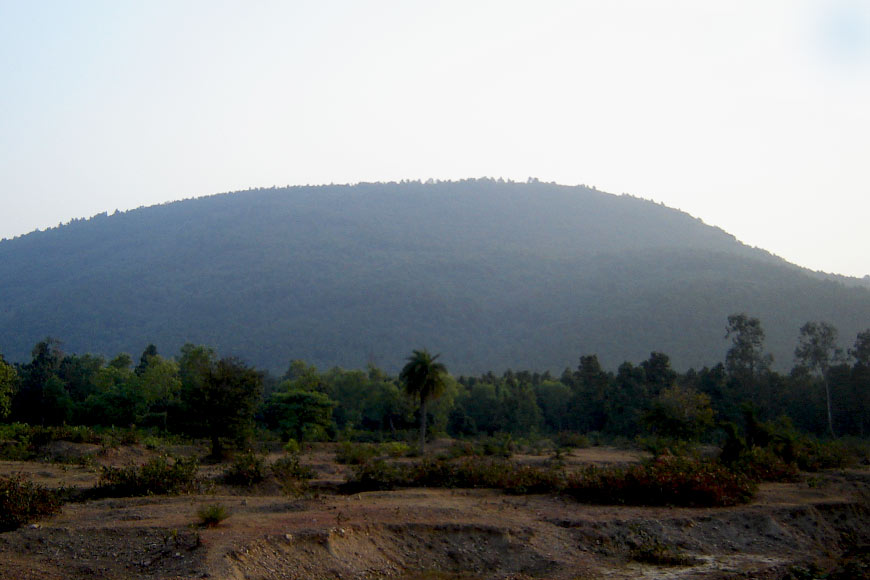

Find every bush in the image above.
[197,504,229,527]
[730,446,800,482]
[380,441,412,458]
[0,474,63,531]
[342,459,408,492]
[142,435,167,452]
[630,540,697,566]
[335,441,380,464]
[636,435,695,458]
[564,456,756,507]
[0,424,142,460]
[445,440,480,459]
[271,453,315,496]
[481,433,515,458]
[792,439,855,472]
[554,431,590,450]
[341,454,755,508]
[223,451,267,486]
[343,456,564,495]
[97,455,199,497]
[0,440,31,461]
[720,416,858,475]
[271,454,314,480]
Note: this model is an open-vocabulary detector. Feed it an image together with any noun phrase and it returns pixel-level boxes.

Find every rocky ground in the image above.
[0,443,868,580]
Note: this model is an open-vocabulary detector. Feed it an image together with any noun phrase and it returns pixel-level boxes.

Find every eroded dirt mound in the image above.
[1,449,868,580]
[225,523,557,580]
[215,498,870,580]
[0,525,205,579]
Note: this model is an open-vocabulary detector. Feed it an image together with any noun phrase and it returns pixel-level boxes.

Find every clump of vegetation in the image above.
[635,435,696,458]
[444,440,480,459]
[142,435,168,452]
[481,433,515,458]
[197,504,230,527]
[630,539,697,567]
[0,474,63,531]
[729,446,800,482]
[283,438,301,454]
[0,423,144,461]
[343,454,752,507]
[719,411,854,481]
[271,453,315,496]
[415,457,562,494]
[335,441,381,465]
[223,451,267,486]
[342,458,407,492]
[97,455,199,497]
[791,438,855,472]
[565,456,756,507]
[0,440,31,461]
[554,431,589,450]
[380,441,412,458]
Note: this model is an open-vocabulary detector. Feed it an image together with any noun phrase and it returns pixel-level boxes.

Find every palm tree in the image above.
[399,349,447,452]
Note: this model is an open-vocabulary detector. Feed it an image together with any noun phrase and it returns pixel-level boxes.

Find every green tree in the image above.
[13,338,64,425]
[360,366,411,434]
[569,354,611,432]
[59,353,105,403]
[399,349,447,452]
[136,355,180,405]
[186,357,263,458]
[135,344,158,376]
[0,356,17,421]
[458,381,500,435]
[640,351,676,397]
[135,354,181,430]
[320,367,367,429]
[282,360,322,390]
[794,321,844,436]
[643,385,714,441]
[535,380,572,432]
[607,362,647,436]
[849,329,870,366]
[108,353,133,370]
[178,344,215,390]
[41,375,73,425]
[503,380,542,435]
[81,362,142,426]
[264,387,334,441]
[847,330,870,436]
[173,344,217,434]
[725,314,772,385]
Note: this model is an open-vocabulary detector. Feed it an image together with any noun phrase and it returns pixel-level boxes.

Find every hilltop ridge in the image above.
[1,179,868,373]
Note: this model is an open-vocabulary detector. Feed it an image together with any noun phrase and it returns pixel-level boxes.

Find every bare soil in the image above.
[1,442,868,580]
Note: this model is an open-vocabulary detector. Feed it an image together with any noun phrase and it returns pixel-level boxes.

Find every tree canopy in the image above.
[400,349,448,451]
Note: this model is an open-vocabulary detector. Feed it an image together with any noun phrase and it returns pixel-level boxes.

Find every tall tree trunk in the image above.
[824,377,835,437]
[419,396,428,453]
[211,434,224,460]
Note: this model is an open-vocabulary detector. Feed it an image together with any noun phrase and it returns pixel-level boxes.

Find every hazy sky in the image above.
[1,1,868,277]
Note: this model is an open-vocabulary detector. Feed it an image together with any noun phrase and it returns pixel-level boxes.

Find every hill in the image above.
[1,179,868,373]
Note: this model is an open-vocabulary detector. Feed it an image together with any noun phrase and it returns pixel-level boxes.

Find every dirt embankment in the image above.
[0,446,868,580]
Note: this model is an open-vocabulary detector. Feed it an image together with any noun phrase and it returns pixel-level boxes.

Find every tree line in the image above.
[0,315,868,455]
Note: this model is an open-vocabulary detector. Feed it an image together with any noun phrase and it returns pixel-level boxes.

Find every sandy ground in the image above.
[0,442,868,580]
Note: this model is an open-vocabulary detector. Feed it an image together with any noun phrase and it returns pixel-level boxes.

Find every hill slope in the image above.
[1,179,868,373]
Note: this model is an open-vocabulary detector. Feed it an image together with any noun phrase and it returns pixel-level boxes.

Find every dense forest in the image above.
[1,314,867,450]
[2,179,870,375]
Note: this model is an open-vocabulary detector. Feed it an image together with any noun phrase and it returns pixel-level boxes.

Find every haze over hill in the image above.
[1,179,868,374]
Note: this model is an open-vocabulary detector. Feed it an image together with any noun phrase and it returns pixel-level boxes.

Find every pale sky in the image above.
[1,0,869,277]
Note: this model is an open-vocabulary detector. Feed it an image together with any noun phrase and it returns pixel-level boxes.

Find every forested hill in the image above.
[2,179,869,374]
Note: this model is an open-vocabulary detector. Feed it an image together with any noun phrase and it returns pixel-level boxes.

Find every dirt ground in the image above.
[0,442,868,580]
